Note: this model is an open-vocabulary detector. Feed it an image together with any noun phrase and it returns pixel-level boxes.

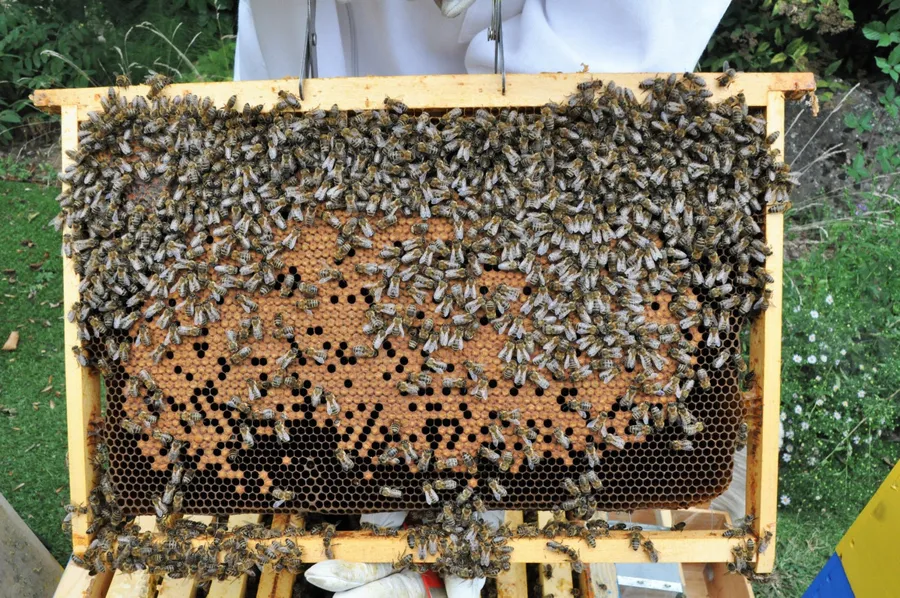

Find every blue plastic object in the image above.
[804,553,854,598]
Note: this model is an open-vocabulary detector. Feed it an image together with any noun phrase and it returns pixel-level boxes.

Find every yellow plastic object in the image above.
[836,460,900,596]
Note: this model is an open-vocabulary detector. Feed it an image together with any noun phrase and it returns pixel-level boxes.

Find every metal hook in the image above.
[488,0,505,95]
[299,0,318,100]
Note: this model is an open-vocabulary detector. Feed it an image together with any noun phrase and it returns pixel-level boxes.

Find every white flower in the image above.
[809,457,819,466]
[793,354,802,364]
[807,355,817,364]
[780,411,787,422]
[809,334,816,342]
[815,494,822,501]
[786,430,794,440]
[780,495,791,506]
[793,305,801,313]
[782,453,792,463]
[825,294,834,305]
[801,421,810,431]
[794,405,803,415]
[815,398,825,407]
[835,359,841,365]
[821,355,828,363]
[815,375,822,381]
[852,436,860,445]
[786,443,794,452]
[840,349,847,356]
[833,411,842,420]
[810,310,819,319]
[857,390,866,398]
[833,384,840,392]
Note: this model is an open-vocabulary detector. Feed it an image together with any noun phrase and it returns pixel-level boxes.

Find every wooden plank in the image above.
[207,514,264,598]
[537,511,574,596]
[106,516,158,598]
[53,561,113,598]
[681,564,711,598]
[654,510,674,528]
[156,516,216,598]
[59,103,103,557]
[746,90,786,574]
[588,563,618,598]
[495,511,528,598]
[0,491,64,597]
[31,72,816,115]
[256,514,297,598]
[184,529,747,563]
[705,562,754,598]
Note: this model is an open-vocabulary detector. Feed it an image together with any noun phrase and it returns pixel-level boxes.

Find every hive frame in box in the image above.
[33,72,814,581]
[52,508,755,598]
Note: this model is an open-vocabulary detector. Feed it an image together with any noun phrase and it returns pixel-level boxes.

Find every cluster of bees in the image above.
[56,69,789,578]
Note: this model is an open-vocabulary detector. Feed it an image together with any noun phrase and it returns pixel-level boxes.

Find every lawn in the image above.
[0,180,70,562]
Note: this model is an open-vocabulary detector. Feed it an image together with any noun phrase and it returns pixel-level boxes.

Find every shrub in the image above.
[0,0,235,144]
[700,0,856,74]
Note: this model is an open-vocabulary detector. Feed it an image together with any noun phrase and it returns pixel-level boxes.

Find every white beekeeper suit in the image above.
[234,0,730,81]
[234,2,730,596]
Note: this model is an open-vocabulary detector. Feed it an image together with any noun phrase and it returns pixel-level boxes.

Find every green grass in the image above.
[0,180,69,563]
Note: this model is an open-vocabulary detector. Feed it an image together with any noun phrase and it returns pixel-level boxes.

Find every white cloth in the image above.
[235,0,730,81]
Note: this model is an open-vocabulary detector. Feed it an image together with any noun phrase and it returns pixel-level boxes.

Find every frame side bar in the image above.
[31,73,815,114]
[746,90,786,574]
[61,104,103,557]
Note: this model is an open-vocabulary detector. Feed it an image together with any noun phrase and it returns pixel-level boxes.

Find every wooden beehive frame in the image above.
[34,72,814,579]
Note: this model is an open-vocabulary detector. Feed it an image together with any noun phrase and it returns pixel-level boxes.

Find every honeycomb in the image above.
[59,75,788,522]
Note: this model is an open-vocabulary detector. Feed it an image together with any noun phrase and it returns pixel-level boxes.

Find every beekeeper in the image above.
[233,1,730,596]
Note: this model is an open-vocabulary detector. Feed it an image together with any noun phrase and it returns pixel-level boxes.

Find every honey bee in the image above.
[230,345,252,365]
[456,486,474,505]
[553,426,571,450]
[758,530,772,554]
[670,440,695,451]
[353,345,378,358]
[642,540,659,562]
[601,427,626,450]
[498,451,514,472]
[418,449,433,472]
[422,482,439,505]
[335,448,354,471]
[435,456,459,471]
[302,346,326,365]
[717,61,738,88]
[487,478,507,500]
[629,527,643,551]
[271,487,295,508]
[381,486,403,499]
[274,418,290,443]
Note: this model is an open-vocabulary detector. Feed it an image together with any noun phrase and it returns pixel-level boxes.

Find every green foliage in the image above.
[0,155,35,181]
[0,0,234,144]
[864,3,900,81]
[879,84,900,117]
[843,109,874,131]
[777,201,900,518]
[701,0,855,74]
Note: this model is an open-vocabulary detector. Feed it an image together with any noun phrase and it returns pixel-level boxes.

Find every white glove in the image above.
[433,0,477,18]
[305,511,503,598]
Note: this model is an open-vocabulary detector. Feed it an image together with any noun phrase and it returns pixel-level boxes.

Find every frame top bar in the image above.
[31,72,815,115]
